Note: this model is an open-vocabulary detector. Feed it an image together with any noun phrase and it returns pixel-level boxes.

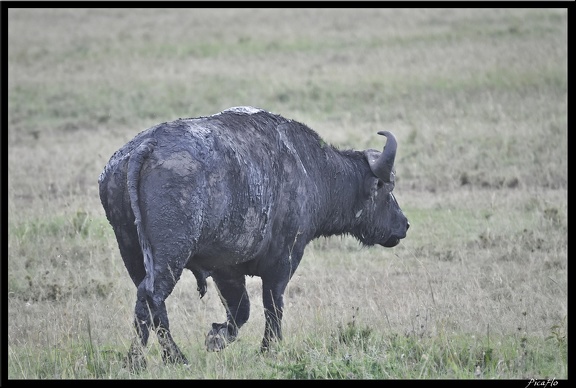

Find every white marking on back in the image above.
[220,106,264,115]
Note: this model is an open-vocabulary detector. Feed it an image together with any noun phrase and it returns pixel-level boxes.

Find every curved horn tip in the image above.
[369,130,398,182]
[377,130,394,138]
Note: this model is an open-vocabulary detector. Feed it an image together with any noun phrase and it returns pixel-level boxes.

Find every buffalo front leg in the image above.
[260,281,286,352]
[260,252,301,352]
[206,269,250,351]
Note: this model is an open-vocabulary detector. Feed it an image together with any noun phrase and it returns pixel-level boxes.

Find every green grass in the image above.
[7,311,566,379]
[7,8,567,379]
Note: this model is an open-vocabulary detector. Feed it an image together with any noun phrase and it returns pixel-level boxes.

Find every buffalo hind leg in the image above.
[125,283,153,372]
[150,258,189,365]
[127,289,188,370]
[206,268,250,351]
[126,262,189,370]
[154,301,188,365]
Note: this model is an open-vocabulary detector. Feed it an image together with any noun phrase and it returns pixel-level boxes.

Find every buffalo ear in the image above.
[364,131,397,182]
[364,149,395,193]
[364,149,381,173]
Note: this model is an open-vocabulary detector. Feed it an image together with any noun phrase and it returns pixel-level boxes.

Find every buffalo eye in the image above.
[377,180,385,189]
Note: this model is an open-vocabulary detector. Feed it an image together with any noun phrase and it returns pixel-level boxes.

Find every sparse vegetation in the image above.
[7,8,567,379]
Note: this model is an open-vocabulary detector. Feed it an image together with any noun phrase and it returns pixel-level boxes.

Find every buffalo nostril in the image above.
[406,221,410,230]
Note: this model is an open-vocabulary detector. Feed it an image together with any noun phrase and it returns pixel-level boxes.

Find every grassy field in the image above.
[7,8,567,379]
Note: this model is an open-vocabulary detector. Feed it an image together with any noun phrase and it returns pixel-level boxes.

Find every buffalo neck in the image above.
[312,148,371,239]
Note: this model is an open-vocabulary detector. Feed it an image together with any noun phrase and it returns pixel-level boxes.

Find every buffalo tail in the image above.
[127,138,158,295]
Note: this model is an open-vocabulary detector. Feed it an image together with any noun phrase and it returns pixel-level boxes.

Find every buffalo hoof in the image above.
[205,322,236,352]
[157,330,189,365]
[161,345,189,365]
[260,338,276,353]
[125,345,147,373]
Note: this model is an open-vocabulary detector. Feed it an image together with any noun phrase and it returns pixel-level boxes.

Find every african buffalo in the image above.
[98,106,409,370]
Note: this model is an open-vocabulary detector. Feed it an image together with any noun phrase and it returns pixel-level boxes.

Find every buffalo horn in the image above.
[369,131,397,182]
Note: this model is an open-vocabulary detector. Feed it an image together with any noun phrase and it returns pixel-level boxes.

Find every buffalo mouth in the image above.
[381,237,400,247]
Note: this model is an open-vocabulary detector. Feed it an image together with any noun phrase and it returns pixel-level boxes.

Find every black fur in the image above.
[98,107,409,369]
